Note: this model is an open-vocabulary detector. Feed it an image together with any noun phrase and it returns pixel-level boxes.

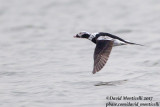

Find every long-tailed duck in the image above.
[74,31,143,74]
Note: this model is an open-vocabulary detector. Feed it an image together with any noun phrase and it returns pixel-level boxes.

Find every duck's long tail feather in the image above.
[124,41,144,46]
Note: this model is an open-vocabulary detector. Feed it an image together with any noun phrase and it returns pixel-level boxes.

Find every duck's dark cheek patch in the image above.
[82,34,90,38]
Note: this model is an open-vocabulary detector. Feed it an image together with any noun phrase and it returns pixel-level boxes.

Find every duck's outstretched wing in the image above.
[92,40,113,74]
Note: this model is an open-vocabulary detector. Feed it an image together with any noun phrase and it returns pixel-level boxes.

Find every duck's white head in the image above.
[74,31,91,39]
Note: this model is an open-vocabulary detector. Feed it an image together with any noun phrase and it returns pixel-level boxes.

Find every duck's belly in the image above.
[97,36,127,46]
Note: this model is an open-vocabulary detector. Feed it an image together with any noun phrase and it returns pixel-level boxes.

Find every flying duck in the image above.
[74,31,143,74]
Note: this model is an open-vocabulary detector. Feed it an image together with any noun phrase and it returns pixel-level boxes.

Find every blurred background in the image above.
[0,0,160,107]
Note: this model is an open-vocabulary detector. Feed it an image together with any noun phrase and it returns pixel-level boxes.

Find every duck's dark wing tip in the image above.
[92,70,96,74]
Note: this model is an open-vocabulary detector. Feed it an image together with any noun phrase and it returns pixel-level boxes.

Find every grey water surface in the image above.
[0,0,160,107]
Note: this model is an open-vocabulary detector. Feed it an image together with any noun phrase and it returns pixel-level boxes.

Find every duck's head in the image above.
[74,31,90,39]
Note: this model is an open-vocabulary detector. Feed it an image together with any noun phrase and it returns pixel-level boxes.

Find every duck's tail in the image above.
[124,41,144,46]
